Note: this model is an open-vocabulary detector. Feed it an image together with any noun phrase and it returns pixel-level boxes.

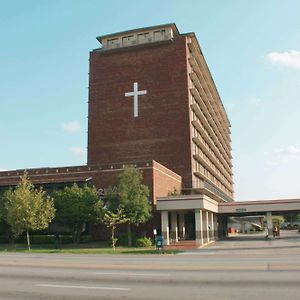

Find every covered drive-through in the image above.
[157,196,300,246]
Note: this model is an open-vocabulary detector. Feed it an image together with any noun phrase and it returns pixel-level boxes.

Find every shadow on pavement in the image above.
[199,230,300,252]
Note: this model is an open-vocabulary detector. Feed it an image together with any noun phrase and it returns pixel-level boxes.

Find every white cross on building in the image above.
[125,82,147,118]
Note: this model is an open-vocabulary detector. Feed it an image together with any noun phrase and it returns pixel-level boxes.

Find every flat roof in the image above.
[96,23,179,43]
[157,196,300,214]
[219,198,300,206]
[0,176,92,187]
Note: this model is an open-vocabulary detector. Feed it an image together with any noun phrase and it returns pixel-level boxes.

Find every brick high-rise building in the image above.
[1,24,300,248]
[0,23,236,246]
[88,23,233,202]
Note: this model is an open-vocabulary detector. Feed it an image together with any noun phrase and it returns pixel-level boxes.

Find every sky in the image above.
[1,0,300,201]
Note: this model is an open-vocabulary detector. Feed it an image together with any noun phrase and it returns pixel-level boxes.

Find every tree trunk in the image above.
[127,223,132,247]
[72,224,80,244]
[26,230,31,251]
[72,229,76,243]
[112,226,115,251]
[76,230,81,244]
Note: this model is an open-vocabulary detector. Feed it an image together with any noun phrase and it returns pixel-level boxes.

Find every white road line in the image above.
[36,284,131,291]
[94,272,170,277]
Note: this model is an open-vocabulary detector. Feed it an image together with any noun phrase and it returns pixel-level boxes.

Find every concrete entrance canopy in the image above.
[219,199,300,239]
[157,196,300,247]
[219,198,300,215]
[157,194,219,212]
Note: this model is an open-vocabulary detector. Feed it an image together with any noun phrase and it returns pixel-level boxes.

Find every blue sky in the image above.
[1,0,300,200]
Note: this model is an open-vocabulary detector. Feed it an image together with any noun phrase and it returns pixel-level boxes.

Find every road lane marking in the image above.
[36,284,130,291]
[93,272,170,277]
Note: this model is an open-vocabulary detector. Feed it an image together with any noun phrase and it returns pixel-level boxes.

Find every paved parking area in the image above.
[196,230,300,254]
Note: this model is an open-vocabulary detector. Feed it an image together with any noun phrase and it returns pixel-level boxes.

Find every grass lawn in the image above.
[0,244,181,255]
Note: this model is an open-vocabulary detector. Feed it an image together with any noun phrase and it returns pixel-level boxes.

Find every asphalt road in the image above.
[1,231,300,300]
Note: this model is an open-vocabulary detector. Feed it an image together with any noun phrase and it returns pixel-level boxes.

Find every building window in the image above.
[193,143,197,155]
[122,35,135,46]
[138,32,150,43]
[195,176,200,188]
[154,30,166,41]
[107,38,119,48]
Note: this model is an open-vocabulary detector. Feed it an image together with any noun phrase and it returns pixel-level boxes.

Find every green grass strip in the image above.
[0,246,181,255]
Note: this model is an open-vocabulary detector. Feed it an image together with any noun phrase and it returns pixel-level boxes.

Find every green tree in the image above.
[272,215,285,226]
[103,206,128,251]
[0,195,3,222]
[4,173,55,250]
[54,184,103,243]
[168,187,181,196]
[107,166,152,246]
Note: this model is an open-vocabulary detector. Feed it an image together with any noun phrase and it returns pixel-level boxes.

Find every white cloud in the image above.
[274,145,300,156]
[0,169,7,172]
[267,50,300,69]
[61,121,81,133]
[68,147,86,157]
[266,145,300,166]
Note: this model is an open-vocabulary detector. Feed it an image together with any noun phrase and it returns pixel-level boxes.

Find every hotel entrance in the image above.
[184,212,196,240]
[157,194,219,246]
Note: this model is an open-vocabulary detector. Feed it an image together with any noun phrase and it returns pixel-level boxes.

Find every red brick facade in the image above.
[88,36,193,188]
[0,161,181,205]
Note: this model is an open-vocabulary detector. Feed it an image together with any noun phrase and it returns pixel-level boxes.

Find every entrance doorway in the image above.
[184,212,195,240]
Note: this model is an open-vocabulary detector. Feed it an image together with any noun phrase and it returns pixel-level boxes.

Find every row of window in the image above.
[188,55,231,155]
[194,160,232,198]
[190,85,231,166]
[204,180,233,202]
[193,125,232,181]
[193,141,232,189]
[192,109,231,176]
[105,29,170,49]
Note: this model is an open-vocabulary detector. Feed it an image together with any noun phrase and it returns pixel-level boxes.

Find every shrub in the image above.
[117,233,137,246]
[0,236,9,243]
[135,237,152,247]
[116,235,128,246]
[80,234,94,243]
[59,235,73,244]
[32,235,55,244]
[14,234,73,244]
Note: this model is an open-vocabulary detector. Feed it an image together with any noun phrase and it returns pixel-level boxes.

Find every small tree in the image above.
[168,187,181,196]
[103,206,128,251]
[107,166,152,246]
[272,215,285,226]
[4,173,55,250]
[54,184,103,243]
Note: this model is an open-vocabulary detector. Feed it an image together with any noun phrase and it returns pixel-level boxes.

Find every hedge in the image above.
[14,235,73,244]
[135,237,153,247]
[0,234,92,244]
